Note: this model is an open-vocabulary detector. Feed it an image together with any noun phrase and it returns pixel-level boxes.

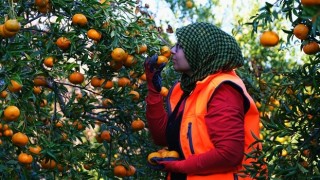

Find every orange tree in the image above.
[0,0,172,179]
[239,0,320,179]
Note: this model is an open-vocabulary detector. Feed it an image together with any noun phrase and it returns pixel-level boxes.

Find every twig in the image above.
[55,81,102,95]
[157,34,172,46]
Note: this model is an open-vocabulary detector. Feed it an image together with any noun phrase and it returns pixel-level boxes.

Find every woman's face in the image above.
[171,43,192,76]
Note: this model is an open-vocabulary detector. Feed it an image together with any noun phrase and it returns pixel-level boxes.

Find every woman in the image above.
[145,22,261,180]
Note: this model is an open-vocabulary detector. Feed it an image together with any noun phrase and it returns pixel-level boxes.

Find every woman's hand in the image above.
[144,54,166,92]
[148,157,183,173]
[157,159,183,173]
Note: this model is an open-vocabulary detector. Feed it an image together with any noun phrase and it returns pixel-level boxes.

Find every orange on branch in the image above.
[73,121,84,130]
[40,99,47,107]
[303,149,310,157]
[114,165,127,177]
[33,75,47,86]
[3,129,13,137]
[33,86,42,94]
[102,79,114,89]
[260,31,279,47]
[40,158,57,169]
[56,37,71,50]
[68,71,85,84]
[83,163,93,170]
[87,29,102,41]
[123,54,136,67]
[72,13,88,27]
[303,41,320,55]
[55,121,63,128]
[100,130,111,142]
[0,90,8,98]
[43,56,55,67]
[135,44,147,54]
[117,77,130,87]
[29,145,42,155]
[12,132,29,146]
[102,98,113,107]
[131,118,145,131]
[129,90,140,101]
[139,73,147,81]
[111,48,127,62]
[293,24,309,40]
[18,153,33,164]
[160,46,171,58]
[8,80,22,92]
[126,165,136,176]
[90,76,102,87]
[4,105,20,121]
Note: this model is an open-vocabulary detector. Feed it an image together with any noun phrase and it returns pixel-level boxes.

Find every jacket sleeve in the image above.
[180,82,246,174]
[145,88,169,146]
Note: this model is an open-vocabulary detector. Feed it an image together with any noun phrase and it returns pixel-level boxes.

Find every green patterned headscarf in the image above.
[176,22,244,94]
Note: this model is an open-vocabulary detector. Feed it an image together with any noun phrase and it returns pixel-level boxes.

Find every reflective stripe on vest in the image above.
[168,71,261,180]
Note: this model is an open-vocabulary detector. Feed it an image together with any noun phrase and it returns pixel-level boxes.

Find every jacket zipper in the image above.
[187,122,195,154]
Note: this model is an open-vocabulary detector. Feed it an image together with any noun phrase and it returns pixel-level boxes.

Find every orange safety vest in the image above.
[167,71,261,180]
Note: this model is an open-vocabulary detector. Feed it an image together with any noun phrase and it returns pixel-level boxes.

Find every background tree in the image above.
[0,0,168,179]
[243,1,320,179]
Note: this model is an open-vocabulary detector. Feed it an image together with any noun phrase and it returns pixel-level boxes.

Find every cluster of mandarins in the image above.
[293,23,320,55]
[293,0,320,55]
[147,149,180,165]
[0,123,14,145]
[1,105,47,165]
[260,0,319,55]
[0,120,44,166]
[0,0,53,38]
[0,106,31,164]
